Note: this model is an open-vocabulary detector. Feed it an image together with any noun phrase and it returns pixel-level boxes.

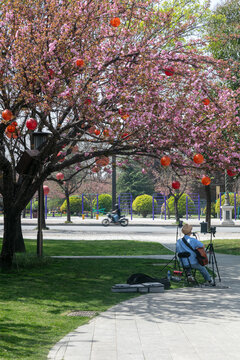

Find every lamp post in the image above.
[112,155,117,210]
[32,132,49,256]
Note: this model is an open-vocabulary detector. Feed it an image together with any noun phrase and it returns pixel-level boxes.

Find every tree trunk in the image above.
[174,196,180,223]
[14,212,26,253]
[65,188,71,222]
[205,185,211,230]
[0,210,19,268]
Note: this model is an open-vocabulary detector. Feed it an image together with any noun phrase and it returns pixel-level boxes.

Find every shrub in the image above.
[132,194,157,217]
[215,193,240,216]
[203,202,217,218]
[60,196,83,214]
[92,194,112,214]
[167,193,194,218]
[46,198,64,211]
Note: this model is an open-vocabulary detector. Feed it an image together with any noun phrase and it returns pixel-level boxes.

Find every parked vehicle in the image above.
[102,213,128,227]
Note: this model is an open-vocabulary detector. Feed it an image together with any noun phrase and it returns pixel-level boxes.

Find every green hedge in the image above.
[92,194,112,214]
[167,193,194,217]
[132,194,157,217]
[215,193,240,216]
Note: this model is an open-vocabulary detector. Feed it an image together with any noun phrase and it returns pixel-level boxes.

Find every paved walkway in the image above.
[48,250,240,359]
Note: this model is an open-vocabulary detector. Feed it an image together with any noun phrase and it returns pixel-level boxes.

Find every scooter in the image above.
[102,213,128,227]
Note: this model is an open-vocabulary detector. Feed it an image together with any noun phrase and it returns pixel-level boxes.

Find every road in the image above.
[0,223,239,246]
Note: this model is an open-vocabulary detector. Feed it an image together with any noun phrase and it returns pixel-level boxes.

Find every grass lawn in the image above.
[0,240,177,360]
[22,239,173,256]
[202,238,240,256]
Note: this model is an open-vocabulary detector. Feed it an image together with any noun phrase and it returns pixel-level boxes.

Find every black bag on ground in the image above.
[127,273,170,289]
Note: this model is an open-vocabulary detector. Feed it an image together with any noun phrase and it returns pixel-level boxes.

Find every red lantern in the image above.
[202,98,210,106]
[121,133,129,139]
[56,172,64,180]
[227,169,236,177]
[161,155,171,166]
[94,129,100,136]
[2,109,13,122]
[110,17,121,27]
[76,59,84,67]
[26,118,37,131]
[164,67,174,76]
[84,98,92,105]
[193,154,204,164]
[201,176,211,186]
[7,124,16,133]
[48,69,54,79]
[92,166,100,173]
[96,156,109,167]
[172,181,180,190]
[43,185,50,195]
[103,129,110,136]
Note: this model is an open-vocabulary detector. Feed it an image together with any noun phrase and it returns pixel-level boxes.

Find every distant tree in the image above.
[117,163,155,199]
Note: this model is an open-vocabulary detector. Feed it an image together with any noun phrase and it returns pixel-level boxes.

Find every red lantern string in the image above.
[43,185,50,195]
[164,67,174,76]
[76,59,85,67]
[161,156,171,166]
[26,118,37,131]
[201,176,211,186]
[56,172,64,180]
[202,98,210,106]
[2,109,13,122]
[172,181,180,190]
[193,154,204,164]
[227,169,236,177]
[110,17,121,27]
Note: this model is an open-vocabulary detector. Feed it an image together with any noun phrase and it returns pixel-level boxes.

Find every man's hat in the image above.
[182,224,192,235]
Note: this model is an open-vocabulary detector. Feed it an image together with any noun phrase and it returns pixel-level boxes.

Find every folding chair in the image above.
[177,251,198,285]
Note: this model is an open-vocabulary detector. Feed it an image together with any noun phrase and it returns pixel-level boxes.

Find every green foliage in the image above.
[92,194,112,214]
[203,202,217,217]
[26,200,38,210]
[60,195,88,214]
[46,198,64,210]
[215,193,240,216]
[117,163,155,199]
[132,194,156,217]
[167,193,194,217]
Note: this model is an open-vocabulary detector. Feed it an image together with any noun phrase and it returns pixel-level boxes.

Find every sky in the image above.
[210,0,223,9]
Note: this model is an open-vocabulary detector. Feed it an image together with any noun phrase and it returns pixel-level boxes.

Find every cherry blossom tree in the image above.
[0,0,239,266]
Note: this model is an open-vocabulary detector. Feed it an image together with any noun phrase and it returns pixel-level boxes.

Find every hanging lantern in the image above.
[161,155,171,166]
[202,98,210,106]
[103,129,110,137]
[43,185,50,195]
[48,68,54,78]
[84,98,92,105]
[5,129,18,139]
[227,169,236,177]
[94,129,100,136]
[76,59,84,67]
[96,156,110,167]
[172,181,180,190]
[26,118,37,131]
[56,172,64,180]
[121,133,129,139]
[110,17,121,27]
[164,67,174,76]
[92,166,100,173]
[6,124,16,133]
[193,154,204,164]
[2,109,13,122]
[201,176,211,186]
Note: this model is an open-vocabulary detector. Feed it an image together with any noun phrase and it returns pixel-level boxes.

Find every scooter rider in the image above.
[112,204,121,222]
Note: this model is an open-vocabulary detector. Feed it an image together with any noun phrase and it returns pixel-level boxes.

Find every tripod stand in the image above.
[205,231,221,286]
[161,221,182,272]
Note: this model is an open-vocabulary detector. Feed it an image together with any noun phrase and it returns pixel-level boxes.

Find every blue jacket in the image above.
[176,235,204,266]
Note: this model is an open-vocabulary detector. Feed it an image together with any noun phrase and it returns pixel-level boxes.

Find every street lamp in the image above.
[112,155,117,210]
[32,132,49,256]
